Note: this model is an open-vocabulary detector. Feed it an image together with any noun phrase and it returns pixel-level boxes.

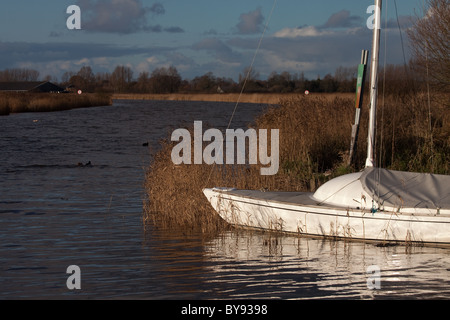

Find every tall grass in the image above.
[113,92,352,104]
[143,92,449,232]
[0,92,112,115]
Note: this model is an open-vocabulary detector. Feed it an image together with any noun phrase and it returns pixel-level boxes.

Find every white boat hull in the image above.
[203,188,450,247]
[202,0,450,248]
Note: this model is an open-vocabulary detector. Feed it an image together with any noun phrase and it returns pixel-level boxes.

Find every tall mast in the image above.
[365,0,382,167]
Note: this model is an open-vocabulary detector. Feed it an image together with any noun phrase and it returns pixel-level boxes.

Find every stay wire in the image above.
[377,0,389,203]
[203,0,278,188]
[394,0,411,85]
[227,0,278,130]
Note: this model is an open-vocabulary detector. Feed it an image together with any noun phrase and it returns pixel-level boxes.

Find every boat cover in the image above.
[361,167,450,210]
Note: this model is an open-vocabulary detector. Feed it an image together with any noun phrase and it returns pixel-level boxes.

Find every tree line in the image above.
[1,0,447,95]
[1,65,358,94]
[0,61,433,96]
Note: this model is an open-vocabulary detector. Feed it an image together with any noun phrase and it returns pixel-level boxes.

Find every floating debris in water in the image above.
[77,161,92,167]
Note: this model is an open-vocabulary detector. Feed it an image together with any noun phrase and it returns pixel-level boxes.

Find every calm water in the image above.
[0,100,449,300]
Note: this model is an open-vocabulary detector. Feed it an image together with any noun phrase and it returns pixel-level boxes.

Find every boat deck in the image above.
[216,189,326,207]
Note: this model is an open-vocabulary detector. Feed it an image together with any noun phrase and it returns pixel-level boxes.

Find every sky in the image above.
[0,0,427,82]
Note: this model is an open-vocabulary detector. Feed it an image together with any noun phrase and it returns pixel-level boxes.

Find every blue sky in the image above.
[0,0,425,82]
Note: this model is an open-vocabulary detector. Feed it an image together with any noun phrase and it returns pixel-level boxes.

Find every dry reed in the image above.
[113,92,353,105]
[144,92,449,233]
[0,92,112,115]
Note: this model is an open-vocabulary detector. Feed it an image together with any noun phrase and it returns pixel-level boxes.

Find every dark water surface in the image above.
[0,100,449,300]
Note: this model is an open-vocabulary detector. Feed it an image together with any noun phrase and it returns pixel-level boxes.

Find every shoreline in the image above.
[112,92,354,104]
[0,92,112,115]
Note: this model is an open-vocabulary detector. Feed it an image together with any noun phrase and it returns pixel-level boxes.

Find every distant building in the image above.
[0,81,65,93]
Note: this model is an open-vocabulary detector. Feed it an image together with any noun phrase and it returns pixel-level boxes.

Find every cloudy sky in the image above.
[0,0,425,81]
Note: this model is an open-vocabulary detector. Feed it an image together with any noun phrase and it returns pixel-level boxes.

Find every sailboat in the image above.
[203,0,450,247]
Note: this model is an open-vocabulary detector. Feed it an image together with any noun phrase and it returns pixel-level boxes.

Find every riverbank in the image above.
[0,92,112,115]
[112,92,354,104]
[144,92,449,232]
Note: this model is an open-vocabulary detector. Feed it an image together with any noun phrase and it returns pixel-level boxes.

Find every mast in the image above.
[365,0,382,168]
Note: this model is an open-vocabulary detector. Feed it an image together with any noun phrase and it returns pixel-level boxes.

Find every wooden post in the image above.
[348,50,369,166]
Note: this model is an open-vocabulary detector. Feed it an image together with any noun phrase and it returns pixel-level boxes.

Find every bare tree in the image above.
[149,66,181,93]
[407,0,450,91]
[111,65,134,92]
[0,68,40,81]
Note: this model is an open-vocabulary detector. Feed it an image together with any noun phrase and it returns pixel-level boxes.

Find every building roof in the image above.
[0,81,65,93]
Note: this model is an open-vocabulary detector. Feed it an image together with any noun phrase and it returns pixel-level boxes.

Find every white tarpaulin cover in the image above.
[361,167,450,210]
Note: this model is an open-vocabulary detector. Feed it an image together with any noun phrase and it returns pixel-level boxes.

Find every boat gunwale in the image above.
[208,188,450,224]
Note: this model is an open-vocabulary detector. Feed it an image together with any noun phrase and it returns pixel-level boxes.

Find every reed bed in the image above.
[0,92,112,115]
[113,92,353,105]
[144,92,449,232]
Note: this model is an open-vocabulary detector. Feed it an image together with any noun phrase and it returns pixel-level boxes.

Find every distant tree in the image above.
[239,66,259,85]
[68,75,85,91]
[407,0,450,91]
[94,72,113,92]
[320,74,338,92]
[190,72,217,93]
[136,71,150,93]
[239,67,263,92]
[73,66,96,91]
[293,72,306,92]
[0,68,40,81]
[77,66,95,82]
[334,66,356,92]
[267,71,295,92]
[216,76,238,93]
[43,74,54,82]
[61,71,75,86]
[149,66,182,93]
[111,65,134,92]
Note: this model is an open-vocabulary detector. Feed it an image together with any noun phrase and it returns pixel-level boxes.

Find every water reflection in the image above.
[143,228,450,299]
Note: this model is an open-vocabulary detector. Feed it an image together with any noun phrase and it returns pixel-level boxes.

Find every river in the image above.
[0,99,449,300]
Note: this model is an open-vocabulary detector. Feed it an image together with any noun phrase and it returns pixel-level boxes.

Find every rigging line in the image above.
[227,0,278,130]
[425,40,434,171]
[377,0,389,202]
[422,0,434,172]
[393,0,409,77]
[203,0,278,188]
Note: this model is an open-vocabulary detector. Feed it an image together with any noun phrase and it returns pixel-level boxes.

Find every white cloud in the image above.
[274,26,334,38]
[74,58,91,66]
[136,56,160,73]
[260,51,318,73]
